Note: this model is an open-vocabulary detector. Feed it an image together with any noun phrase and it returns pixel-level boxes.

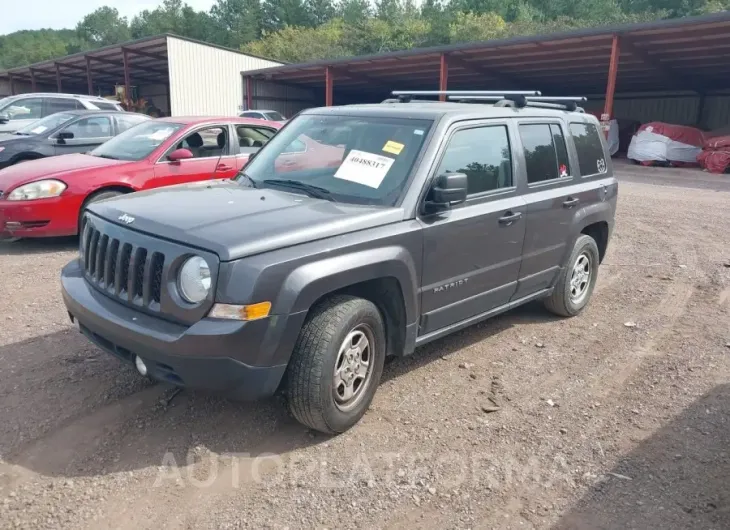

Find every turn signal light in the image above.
[209,301,272,321]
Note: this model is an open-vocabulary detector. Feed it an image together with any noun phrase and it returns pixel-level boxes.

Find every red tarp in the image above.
[635,122,706,147]
[698,134,730,174]
[628,122,706,167]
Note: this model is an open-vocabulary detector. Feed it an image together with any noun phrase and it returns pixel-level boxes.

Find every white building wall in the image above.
[167,36,281,116]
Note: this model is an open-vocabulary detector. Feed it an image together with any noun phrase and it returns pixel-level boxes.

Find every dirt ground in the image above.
[1,168,729,530]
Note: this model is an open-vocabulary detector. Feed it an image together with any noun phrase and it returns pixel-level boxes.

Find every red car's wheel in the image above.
[78,190,126,235]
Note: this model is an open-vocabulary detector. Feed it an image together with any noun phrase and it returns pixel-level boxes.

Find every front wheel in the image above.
[286,295,386,434]
[78,190,125,234]
[544,234,600,317]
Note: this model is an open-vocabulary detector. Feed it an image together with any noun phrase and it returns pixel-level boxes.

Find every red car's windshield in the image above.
[90,121,183,161]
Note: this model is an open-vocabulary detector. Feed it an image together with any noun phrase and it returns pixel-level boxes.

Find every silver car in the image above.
[0,93,124,134]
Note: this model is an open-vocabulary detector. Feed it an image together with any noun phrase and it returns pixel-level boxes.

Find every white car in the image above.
[0,93,124,133]
[239,109,286,122]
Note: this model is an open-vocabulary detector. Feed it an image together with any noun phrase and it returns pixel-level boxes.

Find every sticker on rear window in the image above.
[334,150,395,189]
[382,140,404,155]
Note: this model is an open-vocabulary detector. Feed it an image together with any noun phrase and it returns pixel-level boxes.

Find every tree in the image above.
[447,12,507,43]
[243,18,351,62]
[305,0,337,26]
[210,0,264,47]
[261,0,314,32]
[338,0,372,24]
[76,7,131,47]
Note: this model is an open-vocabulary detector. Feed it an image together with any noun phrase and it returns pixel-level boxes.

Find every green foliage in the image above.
[244,19,351,62]
[0,0,727,70]
[76,7,131,47]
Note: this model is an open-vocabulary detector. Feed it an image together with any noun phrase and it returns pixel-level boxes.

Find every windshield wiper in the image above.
[262,179,335,202]
[93,153,119,160]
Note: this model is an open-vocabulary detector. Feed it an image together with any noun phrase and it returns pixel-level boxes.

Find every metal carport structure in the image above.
[0,35,281,116]
[242,12,730,131]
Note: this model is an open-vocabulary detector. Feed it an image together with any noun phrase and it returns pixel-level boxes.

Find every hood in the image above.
[0,153,128,190]
[0,133,26,143]
[88,180,404,261]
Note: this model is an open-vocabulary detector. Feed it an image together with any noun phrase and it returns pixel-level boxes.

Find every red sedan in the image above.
[0,116,283,239]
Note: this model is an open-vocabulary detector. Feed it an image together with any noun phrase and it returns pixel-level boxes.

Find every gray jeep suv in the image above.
[61,91,617,434]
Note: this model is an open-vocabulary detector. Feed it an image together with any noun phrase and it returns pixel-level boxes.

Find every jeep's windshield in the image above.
[237,114,433,206]
[89,121,183,161]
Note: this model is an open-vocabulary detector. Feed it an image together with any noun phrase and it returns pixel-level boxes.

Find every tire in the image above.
[286,295,386,434]
[544,234,600,317]
[78,190,125,234]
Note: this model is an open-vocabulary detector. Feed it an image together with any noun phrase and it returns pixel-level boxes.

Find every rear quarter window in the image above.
[569,122,608,176]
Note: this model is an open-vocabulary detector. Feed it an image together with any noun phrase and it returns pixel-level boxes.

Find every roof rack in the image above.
[447,94,587,112]
[389,90,540,103]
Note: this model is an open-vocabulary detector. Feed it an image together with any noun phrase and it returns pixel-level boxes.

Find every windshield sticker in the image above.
[413,129,424,136]
[148,128,176,142]
[382,140,404,155]
[334,149,395,189]
[30,126,48,134]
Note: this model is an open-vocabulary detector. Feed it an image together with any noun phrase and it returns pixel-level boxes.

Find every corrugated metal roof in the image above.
[241,12,730,95]
[0,34,283,91]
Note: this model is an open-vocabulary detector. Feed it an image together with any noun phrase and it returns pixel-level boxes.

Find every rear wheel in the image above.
[544,234,600,317]
[286,295,386,434]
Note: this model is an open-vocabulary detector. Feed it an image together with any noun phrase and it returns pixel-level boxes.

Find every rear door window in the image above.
[569,122,608,176]
[45,98,81,115]
[519,123,571,184]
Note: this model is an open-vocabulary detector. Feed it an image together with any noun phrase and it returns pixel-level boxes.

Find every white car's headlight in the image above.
[178,256,211,304]
[7,179,67,201]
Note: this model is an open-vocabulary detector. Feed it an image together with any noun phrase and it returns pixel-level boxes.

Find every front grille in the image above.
[82,223,164,308]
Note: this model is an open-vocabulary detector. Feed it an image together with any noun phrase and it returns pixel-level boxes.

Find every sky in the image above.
[0,0,217,35]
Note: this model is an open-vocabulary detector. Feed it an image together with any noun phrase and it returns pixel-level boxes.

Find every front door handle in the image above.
[498,211,523,225]
[216,164,234,172]
[563,197,580,208]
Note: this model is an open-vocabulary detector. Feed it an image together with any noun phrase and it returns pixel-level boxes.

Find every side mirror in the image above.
[0,113,10,124]
[168,148,194,162]
[425,173,468,212]
[243,150,258,167]
[58,131,74,140]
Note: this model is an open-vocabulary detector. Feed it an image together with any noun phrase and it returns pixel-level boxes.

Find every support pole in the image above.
[695,93,706,128]
[8,74,15,95]
[123,49,131,107]
[55,63,62,93]
[325,66,333,107]
[86,56,93,96]
[245,76,253,111]
[439,54,448,101]
[29,69,37,92]
[602,35,620,137]
[165,82,171,116]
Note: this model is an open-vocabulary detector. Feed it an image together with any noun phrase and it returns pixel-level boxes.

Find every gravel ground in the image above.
[1,173,729,529]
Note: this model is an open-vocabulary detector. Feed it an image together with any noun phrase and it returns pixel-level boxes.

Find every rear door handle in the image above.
[563,197,580,208]
[498,211,523,225]
[216,164,234,172]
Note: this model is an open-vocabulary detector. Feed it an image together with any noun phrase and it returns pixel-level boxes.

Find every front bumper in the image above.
[61,259,288,400]
[0,195,78,238]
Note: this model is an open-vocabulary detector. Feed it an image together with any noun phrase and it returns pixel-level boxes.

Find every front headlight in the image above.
[178,256,211,304]
[7,179,67,201]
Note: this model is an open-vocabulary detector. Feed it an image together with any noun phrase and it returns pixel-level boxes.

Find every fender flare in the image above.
[560,202,613,266]
[276,246,419,325]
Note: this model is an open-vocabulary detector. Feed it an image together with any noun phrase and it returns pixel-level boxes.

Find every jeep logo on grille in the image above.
[118,213,135,224]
